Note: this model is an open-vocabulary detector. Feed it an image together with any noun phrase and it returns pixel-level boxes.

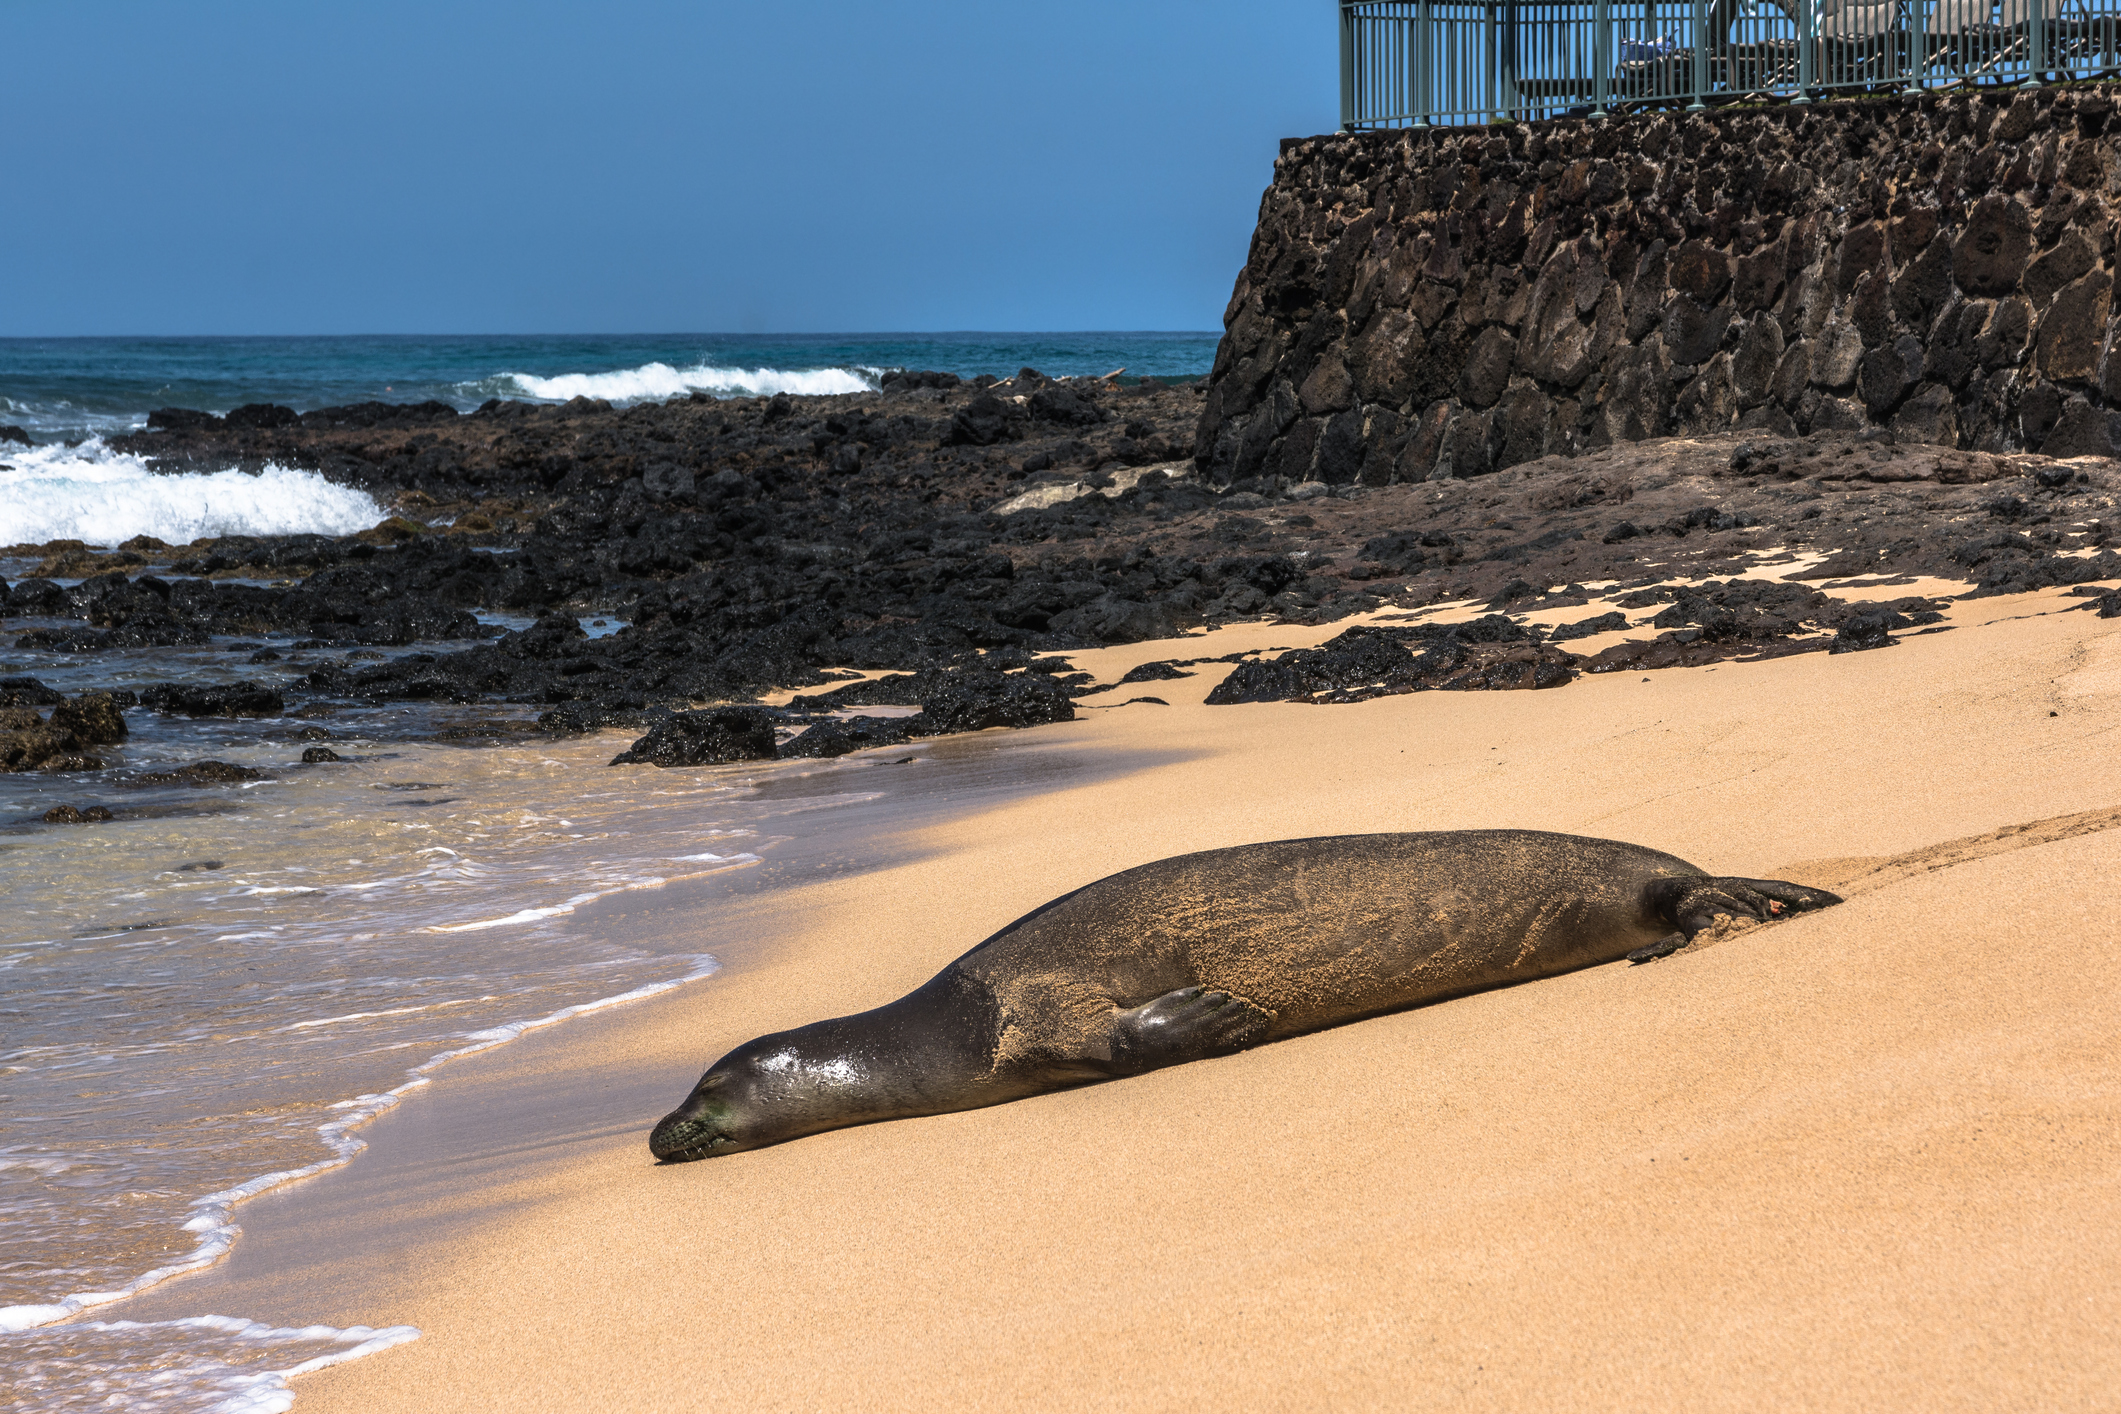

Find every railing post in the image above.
[2023,0,2048,85]
[1486,2,1499,120]
[1504,0,1521,120]
[1688,0,1710,109]
[1793,0,1815,101]
[1340,1,1356,129]
[1593,0,1612,116]
[1903,0,1923,92]
[1415,0,1434,127]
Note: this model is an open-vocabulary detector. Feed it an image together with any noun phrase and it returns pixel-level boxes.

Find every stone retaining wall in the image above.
[1195,88,2121,484]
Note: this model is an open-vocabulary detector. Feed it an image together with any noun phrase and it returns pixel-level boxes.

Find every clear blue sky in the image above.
[0,2,1336,336]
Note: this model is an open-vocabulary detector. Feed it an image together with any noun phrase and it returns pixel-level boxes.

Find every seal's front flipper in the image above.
[1646,876,1846,941]
[1627,933,1688,965]
[1105,987,1271,1076]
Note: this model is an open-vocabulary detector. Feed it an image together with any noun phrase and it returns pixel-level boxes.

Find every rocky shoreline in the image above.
[4,366,2121,775]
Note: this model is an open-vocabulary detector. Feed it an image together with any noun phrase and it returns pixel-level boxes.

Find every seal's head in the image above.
[648,1028,881,1162]
[649,965,1003,1163]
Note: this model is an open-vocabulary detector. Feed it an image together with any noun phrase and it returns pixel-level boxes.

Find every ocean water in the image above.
[0,332,1219,444]
[0,333,1217,552]
[0,334,1199,1410]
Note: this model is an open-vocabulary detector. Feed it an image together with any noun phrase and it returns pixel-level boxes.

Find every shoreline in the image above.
[79,725,1178,1347]
[101,583,2121,1410]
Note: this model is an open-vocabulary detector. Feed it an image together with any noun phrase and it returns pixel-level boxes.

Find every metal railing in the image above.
[1338,0,2121,127]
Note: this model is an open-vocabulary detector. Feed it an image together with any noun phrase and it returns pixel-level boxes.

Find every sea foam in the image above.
[0,440,386,547]
[490,360,877,404]
[0,952,721,1337]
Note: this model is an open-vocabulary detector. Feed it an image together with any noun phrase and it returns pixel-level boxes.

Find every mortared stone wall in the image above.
[1194,88,2121,484]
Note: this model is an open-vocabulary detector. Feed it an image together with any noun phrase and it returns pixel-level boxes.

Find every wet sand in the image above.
[118,589,2121,1410]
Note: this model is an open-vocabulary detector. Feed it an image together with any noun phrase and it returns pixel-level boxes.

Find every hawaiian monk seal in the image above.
[649,830,1839,1162]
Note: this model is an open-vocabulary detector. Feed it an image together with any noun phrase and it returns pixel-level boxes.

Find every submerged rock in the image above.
[141,682,285,717]
[0,676,66,707]
[43,804,115,823]
[133,760,268,786]
[0,692,134,772]
[50,692,128,745]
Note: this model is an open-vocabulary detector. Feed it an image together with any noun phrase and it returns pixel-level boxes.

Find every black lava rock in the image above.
[141,682,285,717]
[1028,385,1105,428]
[610,707,781,767]
[786,664,1077,737]
[1488,578,1541,607]
[50,692,128,745]
[301,746,345,763]
[1547,611,1628,642]
[1830,612,1898,654]
[1205,618,1565,704]
[133,760,267,785]
[778,716,915,759]
[0,676,66,707]
[536,704,663,734]
[1117,660,1195,683]
[223,403,302,429]
[946,393,1021,447]
[1206,631,1430,704]
[6,580,69,617]
[901,669,1075,735]
[879,369,962,392]
[147,407,224,430]
[43,804,114,823]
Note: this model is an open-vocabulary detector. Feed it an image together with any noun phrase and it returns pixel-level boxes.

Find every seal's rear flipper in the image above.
[1104,987,1271,1076]
[1646,876,1845,943]
[1725,878,1844,914]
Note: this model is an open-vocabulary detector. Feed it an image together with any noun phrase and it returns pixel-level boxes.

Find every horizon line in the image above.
[0,329,1226,343]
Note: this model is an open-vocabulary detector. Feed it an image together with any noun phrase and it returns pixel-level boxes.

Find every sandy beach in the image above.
[114,585,2121,1411]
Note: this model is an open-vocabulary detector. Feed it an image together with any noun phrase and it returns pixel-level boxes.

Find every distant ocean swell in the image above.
[474,361,881,404]
[0,332,1219,444]
[0,360,883,442]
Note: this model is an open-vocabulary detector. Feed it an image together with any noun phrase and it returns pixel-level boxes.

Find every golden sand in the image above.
[116,585,2121,1411]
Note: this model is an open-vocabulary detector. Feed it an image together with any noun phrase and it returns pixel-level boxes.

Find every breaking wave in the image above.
[0,441,386,548]
[484,360,879,404]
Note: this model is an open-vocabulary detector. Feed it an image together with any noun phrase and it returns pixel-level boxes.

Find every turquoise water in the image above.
[0,332,1221,442]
